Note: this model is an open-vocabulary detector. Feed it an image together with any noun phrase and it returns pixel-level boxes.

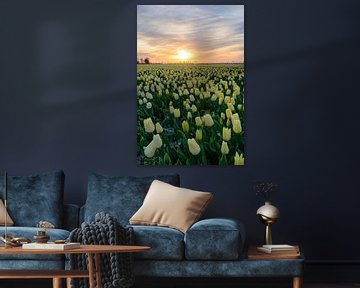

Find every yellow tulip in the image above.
[232,119,242,134]
[227,102,234,111]
[191,104,197,113]
[155,122,163,134]
[221,141,229,155]
[231,113,240,122]
[169,105,174,114]
[187,112,192,119]
[195,116,202,127]
[234,152,244,165]
[188,138,201,155]
[182,120,190,133]
[226,108,232,119]
[174,108,181,118]
[146,102,152,109]
[203,114,214,127]
[144,141,156,158]
[143,118,155,133]
[222,127,231,141]
[195,129,203,141]
[152,134,162,149]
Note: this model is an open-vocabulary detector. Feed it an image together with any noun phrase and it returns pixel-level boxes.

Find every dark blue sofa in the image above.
[81,173,304,283]
[0,171,303,287]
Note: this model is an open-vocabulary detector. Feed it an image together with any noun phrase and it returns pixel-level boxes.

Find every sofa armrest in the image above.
[63,204,80,231]
[184,218,245,260]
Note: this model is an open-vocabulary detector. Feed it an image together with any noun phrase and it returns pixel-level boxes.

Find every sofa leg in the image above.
[293,276,302,288]
[53,278,62,288]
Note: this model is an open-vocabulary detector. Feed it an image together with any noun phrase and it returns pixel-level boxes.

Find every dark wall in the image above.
[1,0,360,262]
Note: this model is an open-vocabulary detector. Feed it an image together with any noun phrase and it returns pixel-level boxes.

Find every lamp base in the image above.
[265,223,272,245]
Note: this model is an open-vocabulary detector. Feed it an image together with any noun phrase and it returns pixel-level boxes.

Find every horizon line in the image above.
[137,62,244,65]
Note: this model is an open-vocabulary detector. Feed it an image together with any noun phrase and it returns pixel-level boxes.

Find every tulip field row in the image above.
[137,63,245,165]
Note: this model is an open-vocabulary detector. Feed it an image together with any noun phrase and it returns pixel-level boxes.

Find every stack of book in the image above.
[257,244,299,254]
[248,244,300,259]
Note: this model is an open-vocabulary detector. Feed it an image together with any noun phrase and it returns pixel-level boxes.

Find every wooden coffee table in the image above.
[0,244,150,288]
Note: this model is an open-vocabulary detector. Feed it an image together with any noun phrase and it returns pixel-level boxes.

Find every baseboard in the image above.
[305,261,360,282]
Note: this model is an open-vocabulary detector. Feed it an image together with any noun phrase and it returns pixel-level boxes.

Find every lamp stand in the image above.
[265,223,272,245]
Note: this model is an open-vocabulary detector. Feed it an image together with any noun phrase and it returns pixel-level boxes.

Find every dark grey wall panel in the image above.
[1,0,360,261]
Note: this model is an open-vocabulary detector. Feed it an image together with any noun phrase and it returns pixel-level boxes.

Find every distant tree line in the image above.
[137,57,150,64]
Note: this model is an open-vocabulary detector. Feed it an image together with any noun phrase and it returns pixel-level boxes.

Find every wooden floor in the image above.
[1,279,360,288]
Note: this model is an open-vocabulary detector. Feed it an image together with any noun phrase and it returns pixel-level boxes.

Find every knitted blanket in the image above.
[68,212,134,288]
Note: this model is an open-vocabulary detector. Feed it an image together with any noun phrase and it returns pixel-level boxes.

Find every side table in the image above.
[247,245,304,288]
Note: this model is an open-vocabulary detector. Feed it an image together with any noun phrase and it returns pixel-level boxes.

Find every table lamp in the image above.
[256,201,280,245]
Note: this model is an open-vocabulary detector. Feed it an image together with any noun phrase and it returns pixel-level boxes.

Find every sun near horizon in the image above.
[176,50,192,61]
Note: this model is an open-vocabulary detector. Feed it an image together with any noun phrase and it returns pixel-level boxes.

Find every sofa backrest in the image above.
[0,170,65,228]
[82,173,180,226]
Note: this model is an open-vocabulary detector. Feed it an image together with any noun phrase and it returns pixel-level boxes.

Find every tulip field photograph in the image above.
[137,5,244,165]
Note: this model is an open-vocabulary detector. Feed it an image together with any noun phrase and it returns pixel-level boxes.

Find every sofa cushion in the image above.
[130,225,184,260]
[184,218,245,260]
[0,199,14,226]
[84,173,180,225]
[130,180,213,233]
[0,227,69,261]
[0,171,65,227]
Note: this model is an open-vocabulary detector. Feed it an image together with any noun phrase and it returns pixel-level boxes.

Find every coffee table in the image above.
[0,244,150,288]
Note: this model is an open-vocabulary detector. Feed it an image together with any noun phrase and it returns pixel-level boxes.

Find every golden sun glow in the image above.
[176,50,192,61]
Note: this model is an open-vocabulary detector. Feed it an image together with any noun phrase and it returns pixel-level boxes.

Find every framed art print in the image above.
[137,5,244,165]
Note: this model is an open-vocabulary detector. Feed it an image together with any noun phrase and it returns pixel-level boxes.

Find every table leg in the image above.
[52,278,62,288]
[88,253,95,288]
[293,276,302,288]
[66,277,72,288]
[95,253,102,288]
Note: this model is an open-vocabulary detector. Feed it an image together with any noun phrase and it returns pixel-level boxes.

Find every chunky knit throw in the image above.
[68,212,134,288]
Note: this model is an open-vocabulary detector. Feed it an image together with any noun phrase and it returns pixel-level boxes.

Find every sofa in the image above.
[0,170,79,270]
[0,171,304,287]
[80,173,304,283]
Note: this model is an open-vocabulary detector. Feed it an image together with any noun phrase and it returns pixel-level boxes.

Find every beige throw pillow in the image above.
[0,199,14,226]
[130,180,213,233]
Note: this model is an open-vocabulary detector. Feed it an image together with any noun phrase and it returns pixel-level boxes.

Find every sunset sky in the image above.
[137,5,244,64]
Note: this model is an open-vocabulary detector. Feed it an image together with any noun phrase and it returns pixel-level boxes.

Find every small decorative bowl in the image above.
[33,231,50,243]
